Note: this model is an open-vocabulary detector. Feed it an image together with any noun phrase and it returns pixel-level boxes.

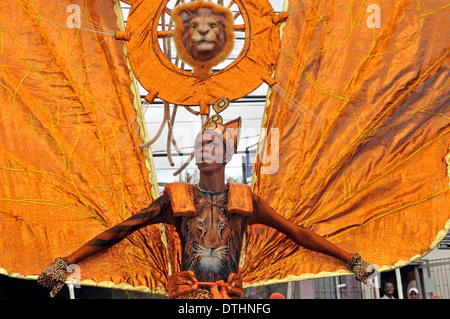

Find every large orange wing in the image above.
[0,0,173,294]
[242,0,450,286]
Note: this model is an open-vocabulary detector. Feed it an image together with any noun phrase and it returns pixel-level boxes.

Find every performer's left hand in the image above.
[347,253,377,284]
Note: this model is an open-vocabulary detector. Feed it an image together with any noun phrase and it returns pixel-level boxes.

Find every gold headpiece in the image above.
[199,98,241,160]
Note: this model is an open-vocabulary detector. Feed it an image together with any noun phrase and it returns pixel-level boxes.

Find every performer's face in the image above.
[194,132,227,170]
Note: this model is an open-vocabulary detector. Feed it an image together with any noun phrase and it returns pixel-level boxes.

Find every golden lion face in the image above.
[173,2,234,78]
[179,7,227,62]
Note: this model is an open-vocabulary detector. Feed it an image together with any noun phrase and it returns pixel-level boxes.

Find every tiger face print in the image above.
[176,188,246,283]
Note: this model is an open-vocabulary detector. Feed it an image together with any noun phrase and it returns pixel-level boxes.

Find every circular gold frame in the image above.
[122,0,282,107]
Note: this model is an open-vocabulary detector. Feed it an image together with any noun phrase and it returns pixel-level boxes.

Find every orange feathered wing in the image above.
[242,0,450,285]
[0,0,172,294]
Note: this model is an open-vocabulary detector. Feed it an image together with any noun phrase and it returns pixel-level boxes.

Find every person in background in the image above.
[380,282,395,299]
[408,287,419,299]
[270,292,285,299]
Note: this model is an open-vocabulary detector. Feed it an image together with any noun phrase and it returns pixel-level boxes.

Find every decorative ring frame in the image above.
[118,0,286,110]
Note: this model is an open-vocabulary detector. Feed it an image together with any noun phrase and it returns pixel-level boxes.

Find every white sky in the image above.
[121,1,286,186]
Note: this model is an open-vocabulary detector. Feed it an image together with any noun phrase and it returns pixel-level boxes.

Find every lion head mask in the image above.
[173,1,235,79]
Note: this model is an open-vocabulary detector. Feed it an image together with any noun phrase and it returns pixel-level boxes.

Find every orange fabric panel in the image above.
[243,0,450,285]
[0,0,166,293]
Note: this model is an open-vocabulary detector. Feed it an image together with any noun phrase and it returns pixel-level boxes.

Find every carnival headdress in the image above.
[198,98,241,162]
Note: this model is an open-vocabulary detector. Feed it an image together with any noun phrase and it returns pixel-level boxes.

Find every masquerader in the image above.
[38,111,375,299]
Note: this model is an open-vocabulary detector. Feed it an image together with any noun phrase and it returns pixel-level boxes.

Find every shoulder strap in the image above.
[226,182,253,216]
[163,182,254,217]
[163,182,196,217]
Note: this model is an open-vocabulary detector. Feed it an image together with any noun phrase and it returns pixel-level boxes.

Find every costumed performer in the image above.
[38,113,375,299]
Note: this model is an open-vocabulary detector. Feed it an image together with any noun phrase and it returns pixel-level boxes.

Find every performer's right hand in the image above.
[37,257,70,298]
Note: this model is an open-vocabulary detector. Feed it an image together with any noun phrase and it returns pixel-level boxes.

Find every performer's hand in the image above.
[37,257,70,298]
[347,253,377,284]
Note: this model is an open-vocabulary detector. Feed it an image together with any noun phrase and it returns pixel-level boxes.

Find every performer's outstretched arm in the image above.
[38,194,172,297]
[247,194,374,281]
[247,194,352,263]
[64,194,172,264]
